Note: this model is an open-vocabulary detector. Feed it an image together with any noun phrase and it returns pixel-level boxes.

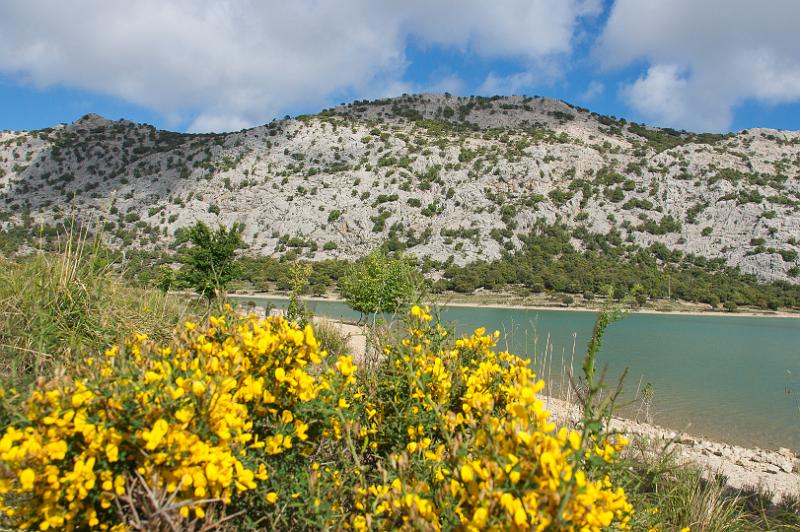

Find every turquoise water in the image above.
[233,296,800,451]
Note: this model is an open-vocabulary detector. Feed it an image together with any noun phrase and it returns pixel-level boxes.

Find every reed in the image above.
[0,227,194,388]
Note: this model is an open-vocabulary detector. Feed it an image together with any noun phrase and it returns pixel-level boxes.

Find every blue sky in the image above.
[1,1,799,134]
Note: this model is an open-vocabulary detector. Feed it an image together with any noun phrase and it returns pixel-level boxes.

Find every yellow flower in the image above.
[513,506,527,526]
[114,475,125,496]
[71,387,93,408]
[472,507,488,527]
[0,308,633,531]
[566,430,581,451]
[205,462,220,483]
[191,380,206,396]
[142,419,169,450]
[105,443,119,463]
[19,469,35,491]
[460,464,474,483]
[294,420,309,441]
[352,515,367,531]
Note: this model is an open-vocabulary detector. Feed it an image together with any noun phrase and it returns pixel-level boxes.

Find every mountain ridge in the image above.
[1,93,799,285]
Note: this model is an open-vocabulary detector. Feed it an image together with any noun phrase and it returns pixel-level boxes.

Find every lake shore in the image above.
[230,291,800,319]
[243,306,800,504]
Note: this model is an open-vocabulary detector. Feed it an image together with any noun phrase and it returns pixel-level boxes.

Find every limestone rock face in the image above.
[1,94,799,282]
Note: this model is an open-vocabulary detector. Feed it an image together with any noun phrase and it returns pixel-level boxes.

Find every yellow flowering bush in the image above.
[350,305,632,531]
[0,305,633,530]
[0,311,358,529]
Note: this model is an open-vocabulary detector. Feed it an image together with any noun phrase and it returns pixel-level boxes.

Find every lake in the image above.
[232,296,800,451]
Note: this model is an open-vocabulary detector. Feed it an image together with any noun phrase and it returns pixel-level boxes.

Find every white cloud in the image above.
[621,65,733,132]
[478,71,539,96]
[0,0,599,132]
[426,74,465,96]
[597,0,800,132]
[579,80,604,101]
[407,0,601,57]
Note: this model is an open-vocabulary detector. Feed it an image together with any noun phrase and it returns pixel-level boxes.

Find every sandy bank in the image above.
[231,292,800,320]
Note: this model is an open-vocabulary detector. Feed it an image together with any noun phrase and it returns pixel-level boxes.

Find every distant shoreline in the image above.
[229,292,800,319]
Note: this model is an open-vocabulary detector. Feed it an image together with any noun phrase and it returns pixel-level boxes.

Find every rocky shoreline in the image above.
[544,396,799,504]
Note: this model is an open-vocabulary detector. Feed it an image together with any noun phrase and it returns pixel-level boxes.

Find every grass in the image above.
[313,318,353,359]
[619,442,745,531]
[608,436,800,531]
[0,231,196,389]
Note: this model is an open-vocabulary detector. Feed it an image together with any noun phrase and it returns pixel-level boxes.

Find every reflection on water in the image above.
[233,296,800,451]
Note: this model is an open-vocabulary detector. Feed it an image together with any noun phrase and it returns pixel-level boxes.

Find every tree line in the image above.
[145,220,800,312]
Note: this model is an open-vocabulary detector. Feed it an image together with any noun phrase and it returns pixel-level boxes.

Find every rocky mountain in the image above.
[1,93,799,282]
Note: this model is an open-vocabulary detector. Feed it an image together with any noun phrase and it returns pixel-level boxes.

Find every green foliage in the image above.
[286,262,313,327]
[177,221,245,301]
[548,188,574,206]
[638,215,682,235]
[338,249,421,317]
[440,221,800,310]
[312,319,352,360]
[156,265,175,293]
[237,256,348,295]
[605,187,626,202]
[627,123,727,153]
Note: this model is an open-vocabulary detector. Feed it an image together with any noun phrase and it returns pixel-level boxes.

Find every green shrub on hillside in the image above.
[177,221,245,301]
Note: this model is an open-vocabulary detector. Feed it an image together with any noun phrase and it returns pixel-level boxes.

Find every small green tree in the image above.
[338,249,420,320]
[286,261,313,327]
[156,265,175,293]
[630,283,648,307]
[178,221,245,301]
